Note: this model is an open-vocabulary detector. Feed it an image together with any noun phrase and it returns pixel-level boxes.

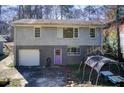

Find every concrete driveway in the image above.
[0,54,97,87]
[0,53,69,87]
[17,67,68,87]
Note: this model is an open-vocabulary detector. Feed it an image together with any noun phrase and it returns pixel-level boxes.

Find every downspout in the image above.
[13,25,17,66]
[100,28,102,50]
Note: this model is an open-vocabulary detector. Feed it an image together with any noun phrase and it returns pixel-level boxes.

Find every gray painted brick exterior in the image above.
[14,26,102,46]
[15,45,99,66]
[14,25,102,66]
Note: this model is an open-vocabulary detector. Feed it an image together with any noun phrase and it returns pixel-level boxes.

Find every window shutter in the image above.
[74,28,79,38]
[40,27,42,37]
[57,27,63,38]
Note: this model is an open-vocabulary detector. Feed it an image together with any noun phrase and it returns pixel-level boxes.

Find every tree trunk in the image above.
[0,5,1,20]
[116,5,123,61]
[18,6,21,19]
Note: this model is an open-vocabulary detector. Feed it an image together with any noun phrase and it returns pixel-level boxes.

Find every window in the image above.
[63,27,78,38]
[90,28,96,38]
[34,27,40,37]
[74,28,78,38]
[63,28,73,38]
[67,47,80,56]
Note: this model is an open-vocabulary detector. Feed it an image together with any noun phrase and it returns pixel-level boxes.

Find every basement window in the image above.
[67,46,81,56]
[34,27,40,37]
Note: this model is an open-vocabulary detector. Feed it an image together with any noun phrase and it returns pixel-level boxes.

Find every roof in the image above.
[0,35,6,42]
[12,19,104,26]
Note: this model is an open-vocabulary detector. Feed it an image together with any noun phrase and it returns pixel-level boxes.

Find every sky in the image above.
[1,5,17,22]
[1,5,107,22]
[1,5,87,22]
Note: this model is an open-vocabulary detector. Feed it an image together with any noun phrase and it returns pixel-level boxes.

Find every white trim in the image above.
[33,26,41,38]
[89,27,96,39]
[14,24,103,28]
[67,46,81,56]
[63,27,79,39]
[67,54,81,56]
[14,27,17,66]
[54,48,62,65]
[19,49,40,66]
[57,27,63,39]
[73,27,79,39]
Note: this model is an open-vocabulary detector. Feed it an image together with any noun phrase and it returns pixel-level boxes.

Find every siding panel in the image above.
[15,26,102,46]
[57,27,63,38]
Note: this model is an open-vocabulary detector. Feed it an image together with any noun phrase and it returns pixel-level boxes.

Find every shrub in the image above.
[66,64,80,70]
[0,78,10,87]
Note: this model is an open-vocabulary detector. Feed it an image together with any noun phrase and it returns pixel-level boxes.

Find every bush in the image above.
[8,79,22,87]
[7,63,14,68]
[66,64,80,70]
[0,78,10,87]
[103,28,118,59]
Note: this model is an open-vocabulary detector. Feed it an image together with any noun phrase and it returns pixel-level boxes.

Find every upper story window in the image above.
[63,28,73,38]
[74,28,78,38]
[90,28,96,38]
[34,27,40,37]
[63,27,79,38]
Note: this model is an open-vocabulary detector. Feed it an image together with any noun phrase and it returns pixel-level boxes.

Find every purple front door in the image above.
[54,48,62,64]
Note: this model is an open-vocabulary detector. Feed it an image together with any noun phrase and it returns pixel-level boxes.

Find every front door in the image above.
[54,48,62,64]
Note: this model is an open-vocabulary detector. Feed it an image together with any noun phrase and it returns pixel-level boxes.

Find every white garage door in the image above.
[19,49,40,66]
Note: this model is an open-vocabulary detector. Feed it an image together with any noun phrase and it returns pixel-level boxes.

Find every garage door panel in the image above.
[19,49,40,66]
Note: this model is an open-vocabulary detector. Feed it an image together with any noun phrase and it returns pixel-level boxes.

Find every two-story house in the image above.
[13,19,103,66]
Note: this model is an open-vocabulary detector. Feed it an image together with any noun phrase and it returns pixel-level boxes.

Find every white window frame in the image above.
[73,28,79,39]
[89,27,96,39]
[67,46,81,56]
[63,27,79,39]
[34,27,41,38]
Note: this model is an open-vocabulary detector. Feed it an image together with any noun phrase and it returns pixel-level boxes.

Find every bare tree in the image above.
[59,5,74,19]
[0,5,1,20]
[43,5,53,19]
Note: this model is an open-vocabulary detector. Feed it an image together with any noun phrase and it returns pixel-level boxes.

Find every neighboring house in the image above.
[12,19,103,66]
[0,35,6,55]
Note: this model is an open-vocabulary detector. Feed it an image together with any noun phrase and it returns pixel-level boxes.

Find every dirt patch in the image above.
[17,67,68,87]
[63,65,115,87]
[0,54,117,87]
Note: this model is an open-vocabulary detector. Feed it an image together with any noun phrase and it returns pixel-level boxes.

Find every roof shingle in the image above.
[12,19,104,26]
